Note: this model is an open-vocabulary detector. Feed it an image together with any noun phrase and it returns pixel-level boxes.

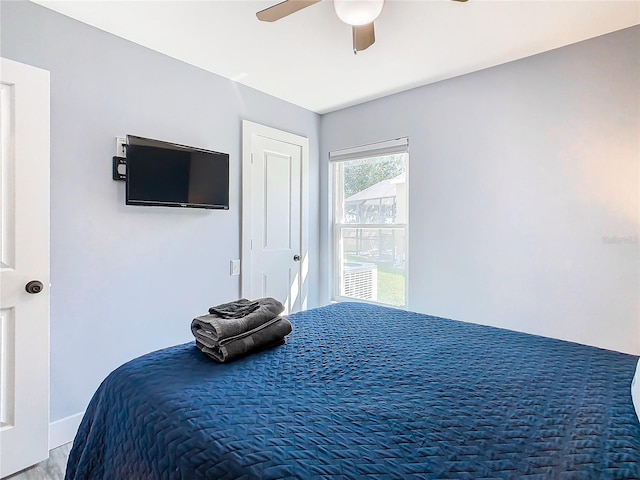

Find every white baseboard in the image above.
[49,412,84,450]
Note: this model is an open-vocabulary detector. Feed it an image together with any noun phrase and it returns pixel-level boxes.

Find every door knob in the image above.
[293,255,301,262]
[25,280,44,294]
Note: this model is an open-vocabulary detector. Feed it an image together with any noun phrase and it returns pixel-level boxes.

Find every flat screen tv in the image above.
[125,135,229,210]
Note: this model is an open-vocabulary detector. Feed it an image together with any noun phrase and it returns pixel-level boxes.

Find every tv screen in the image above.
[125,135,229,209]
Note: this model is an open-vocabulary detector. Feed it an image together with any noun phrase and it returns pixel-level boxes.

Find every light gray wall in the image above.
[1,1,320,421]
[2,0,638,425]
[321,26,640,355]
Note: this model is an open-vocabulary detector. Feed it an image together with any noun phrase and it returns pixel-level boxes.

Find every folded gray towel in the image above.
[194,315,283,349]
[195,316,292,363]
[192,297,284,343]
[208,298,260,319]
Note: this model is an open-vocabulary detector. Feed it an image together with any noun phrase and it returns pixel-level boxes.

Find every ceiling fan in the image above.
[257,0,468,54]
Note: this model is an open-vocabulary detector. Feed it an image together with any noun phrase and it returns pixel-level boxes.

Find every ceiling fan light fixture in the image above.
[334,0,383,26]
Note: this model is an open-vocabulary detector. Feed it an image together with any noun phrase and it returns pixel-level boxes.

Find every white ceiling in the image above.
[33,0,640,114]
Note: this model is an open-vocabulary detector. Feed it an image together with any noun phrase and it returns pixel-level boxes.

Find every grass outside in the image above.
[377,268,405,306]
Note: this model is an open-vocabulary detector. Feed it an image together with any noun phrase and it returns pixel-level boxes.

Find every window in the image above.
[331,139,408,307]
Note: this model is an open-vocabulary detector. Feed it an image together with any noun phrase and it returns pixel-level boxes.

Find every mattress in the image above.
[65,302,640,479]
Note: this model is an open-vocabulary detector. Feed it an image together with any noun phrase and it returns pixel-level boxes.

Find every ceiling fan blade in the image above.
[256,0,322,22]
[352,23,375,54]
[450,0,469,2]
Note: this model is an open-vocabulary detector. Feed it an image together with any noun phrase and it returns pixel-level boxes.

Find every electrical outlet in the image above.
[230,259,240,276]
[116,137,126,157]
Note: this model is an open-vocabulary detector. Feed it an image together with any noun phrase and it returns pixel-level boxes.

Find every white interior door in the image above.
[242,121,309,314]
[0,58,50,478]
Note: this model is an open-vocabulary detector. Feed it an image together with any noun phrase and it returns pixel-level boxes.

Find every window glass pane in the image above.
[339,153,407,225]
[338,226,406,306]
[332,147,408,307]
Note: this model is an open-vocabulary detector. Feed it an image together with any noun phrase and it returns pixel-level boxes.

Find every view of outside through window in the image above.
[333,152,408,306]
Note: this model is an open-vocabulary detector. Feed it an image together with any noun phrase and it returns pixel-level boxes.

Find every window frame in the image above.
[329,139,409,308]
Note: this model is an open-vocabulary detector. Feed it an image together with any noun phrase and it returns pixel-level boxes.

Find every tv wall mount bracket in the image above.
[112,156,126,181]
[112,136,127,181]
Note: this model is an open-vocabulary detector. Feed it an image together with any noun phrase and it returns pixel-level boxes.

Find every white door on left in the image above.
[0,58,50,478]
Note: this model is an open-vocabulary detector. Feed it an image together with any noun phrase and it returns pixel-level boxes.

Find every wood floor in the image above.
[5,443,71,480]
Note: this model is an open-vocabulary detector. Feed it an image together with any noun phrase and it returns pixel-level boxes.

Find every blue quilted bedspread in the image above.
[66,303,640,479]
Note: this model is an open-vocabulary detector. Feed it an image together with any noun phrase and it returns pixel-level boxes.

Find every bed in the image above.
[65,302,640,479]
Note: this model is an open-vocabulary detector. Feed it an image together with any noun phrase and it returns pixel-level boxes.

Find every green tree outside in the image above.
[343,154,404,197]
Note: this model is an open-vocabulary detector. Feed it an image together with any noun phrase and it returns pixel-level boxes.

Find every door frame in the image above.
[241,120,309,310]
